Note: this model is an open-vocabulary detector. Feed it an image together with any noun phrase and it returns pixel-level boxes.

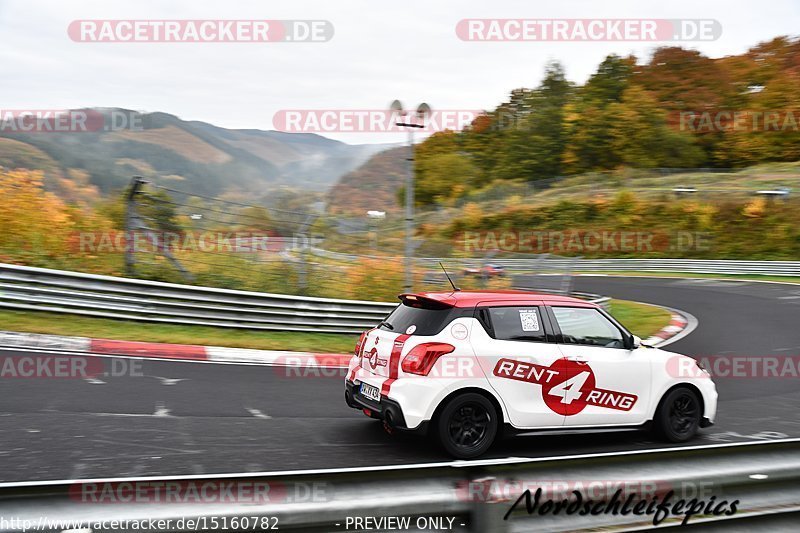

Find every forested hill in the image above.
[411,36,800,206]
[0,108,391,204]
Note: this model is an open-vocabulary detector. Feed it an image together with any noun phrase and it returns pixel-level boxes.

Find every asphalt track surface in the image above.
[1,276,799,483]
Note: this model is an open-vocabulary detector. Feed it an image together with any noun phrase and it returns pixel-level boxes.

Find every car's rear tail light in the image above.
[401,342,455,375]
[354,332,368,363]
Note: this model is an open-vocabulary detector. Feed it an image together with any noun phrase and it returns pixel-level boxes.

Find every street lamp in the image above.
[390,100,431,292]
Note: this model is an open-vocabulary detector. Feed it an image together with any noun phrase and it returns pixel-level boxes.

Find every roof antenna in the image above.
[439,262,460,292]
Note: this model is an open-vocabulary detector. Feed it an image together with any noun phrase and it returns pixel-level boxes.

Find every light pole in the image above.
[390,100,430,292]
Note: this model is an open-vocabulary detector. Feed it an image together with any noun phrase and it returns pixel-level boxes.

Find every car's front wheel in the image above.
[654,387,701,442]
[435,393,498,459]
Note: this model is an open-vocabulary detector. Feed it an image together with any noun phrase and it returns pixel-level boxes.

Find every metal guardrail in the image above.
[0,263,397,334]
[0,263,609,334]
[311,248,800,277]
[490,258,800,277]
[0,439,796,532]
[2,257,793,335]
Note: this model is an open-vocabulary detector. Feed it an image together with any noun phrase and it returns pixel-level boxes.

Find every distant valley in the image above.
[0,108,394,205]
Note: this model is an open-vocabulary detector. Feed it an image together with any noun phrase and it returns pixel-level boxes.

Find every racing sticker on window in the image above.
[493,358,637,415]
[518,309,540,332]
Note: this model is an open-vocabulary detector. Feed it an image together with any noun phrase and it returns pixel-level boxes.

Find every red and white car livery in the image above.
[345,291,717,458]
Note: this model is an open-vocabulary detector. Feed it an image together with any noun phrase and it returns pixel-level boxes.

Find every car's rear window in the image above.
[379,302,457,336]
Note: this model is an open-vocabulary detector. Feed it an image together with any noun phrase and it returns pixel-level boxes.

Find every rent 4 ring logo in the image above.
[494,358,637,415]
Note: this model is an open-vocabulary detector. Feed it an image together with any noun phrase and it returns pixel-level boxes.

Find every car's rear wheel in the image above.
[435,393,498,459]
[654,387,701,442]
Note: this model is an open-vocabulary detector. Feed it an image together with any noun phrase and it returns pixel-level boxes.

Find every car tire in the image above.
[435,393,498,459]
[654,387,701,442]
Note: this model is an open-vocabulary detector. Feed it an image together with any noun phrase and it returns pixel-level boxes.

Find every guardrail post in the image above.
[560,255,580,296]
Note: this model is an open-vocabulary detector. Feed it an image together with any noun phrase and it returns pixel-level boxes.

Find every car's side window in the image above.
[551,306,624,348]
[481,306,547,342]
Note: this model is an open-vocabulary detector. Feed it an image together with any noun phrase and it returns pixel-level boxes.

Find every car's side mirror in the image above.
[624,334,641,349]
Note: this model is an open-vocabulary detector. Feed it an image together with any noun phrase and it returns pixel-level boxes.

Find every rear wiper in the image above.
[507,335,541,342]
[379,321,394,330]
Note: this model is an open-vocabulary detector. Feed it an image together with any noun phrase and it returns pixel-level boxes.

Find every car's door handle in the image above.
[567,356,588,363]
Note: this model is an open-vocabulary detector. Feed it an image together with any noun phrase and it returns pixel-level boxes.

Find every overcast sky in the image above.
[1,0,798,144]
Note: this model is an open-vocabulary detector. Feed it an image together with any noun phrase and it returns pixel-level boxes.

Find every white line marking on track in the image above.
[84,377,105,385]
[245,407,272,419]
[152,376,188,386]
[153,402,170,417]
[706,430,789,442]
[92,413,159,417]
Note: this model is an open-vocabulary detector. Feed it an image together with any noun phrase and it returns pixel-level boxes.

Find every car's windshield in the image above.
[552,306,625,348]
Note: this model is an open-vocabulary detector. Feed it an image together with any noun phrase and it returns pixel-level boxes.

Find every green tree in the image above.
[491,61,572,182]
[563,55,635,173]
[608,86,704,168]
[414,152,477,205]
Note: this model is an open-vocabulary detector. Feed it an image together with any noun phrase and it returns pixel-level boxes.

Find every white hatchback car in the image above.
[345,291,717,458]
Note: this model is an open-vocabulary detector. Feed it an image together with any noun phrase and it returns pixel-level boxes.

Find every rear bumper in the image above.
[345,380,421,432]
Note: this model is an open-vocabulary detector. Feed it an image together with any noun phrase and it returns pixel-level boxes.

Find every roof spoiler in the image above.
[398,293,454,310]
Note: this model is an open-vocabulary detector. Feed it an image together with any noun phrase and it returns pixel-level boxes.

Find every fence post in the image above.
[125,176,193,282]
[124,177,147,278]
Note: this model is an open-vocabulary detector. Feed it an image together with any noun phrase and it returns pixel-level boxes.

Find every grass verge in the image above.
[608,299,673,339]
[0,309,359,353]
[0,299,671,353]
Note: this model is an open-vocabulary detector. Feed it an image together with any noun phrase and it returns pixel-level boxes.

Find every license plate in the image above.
[360,382,381,402]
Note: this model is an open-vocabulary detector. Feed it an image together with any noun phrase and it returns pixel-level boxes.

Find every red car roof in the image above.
[400,290,597,308]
